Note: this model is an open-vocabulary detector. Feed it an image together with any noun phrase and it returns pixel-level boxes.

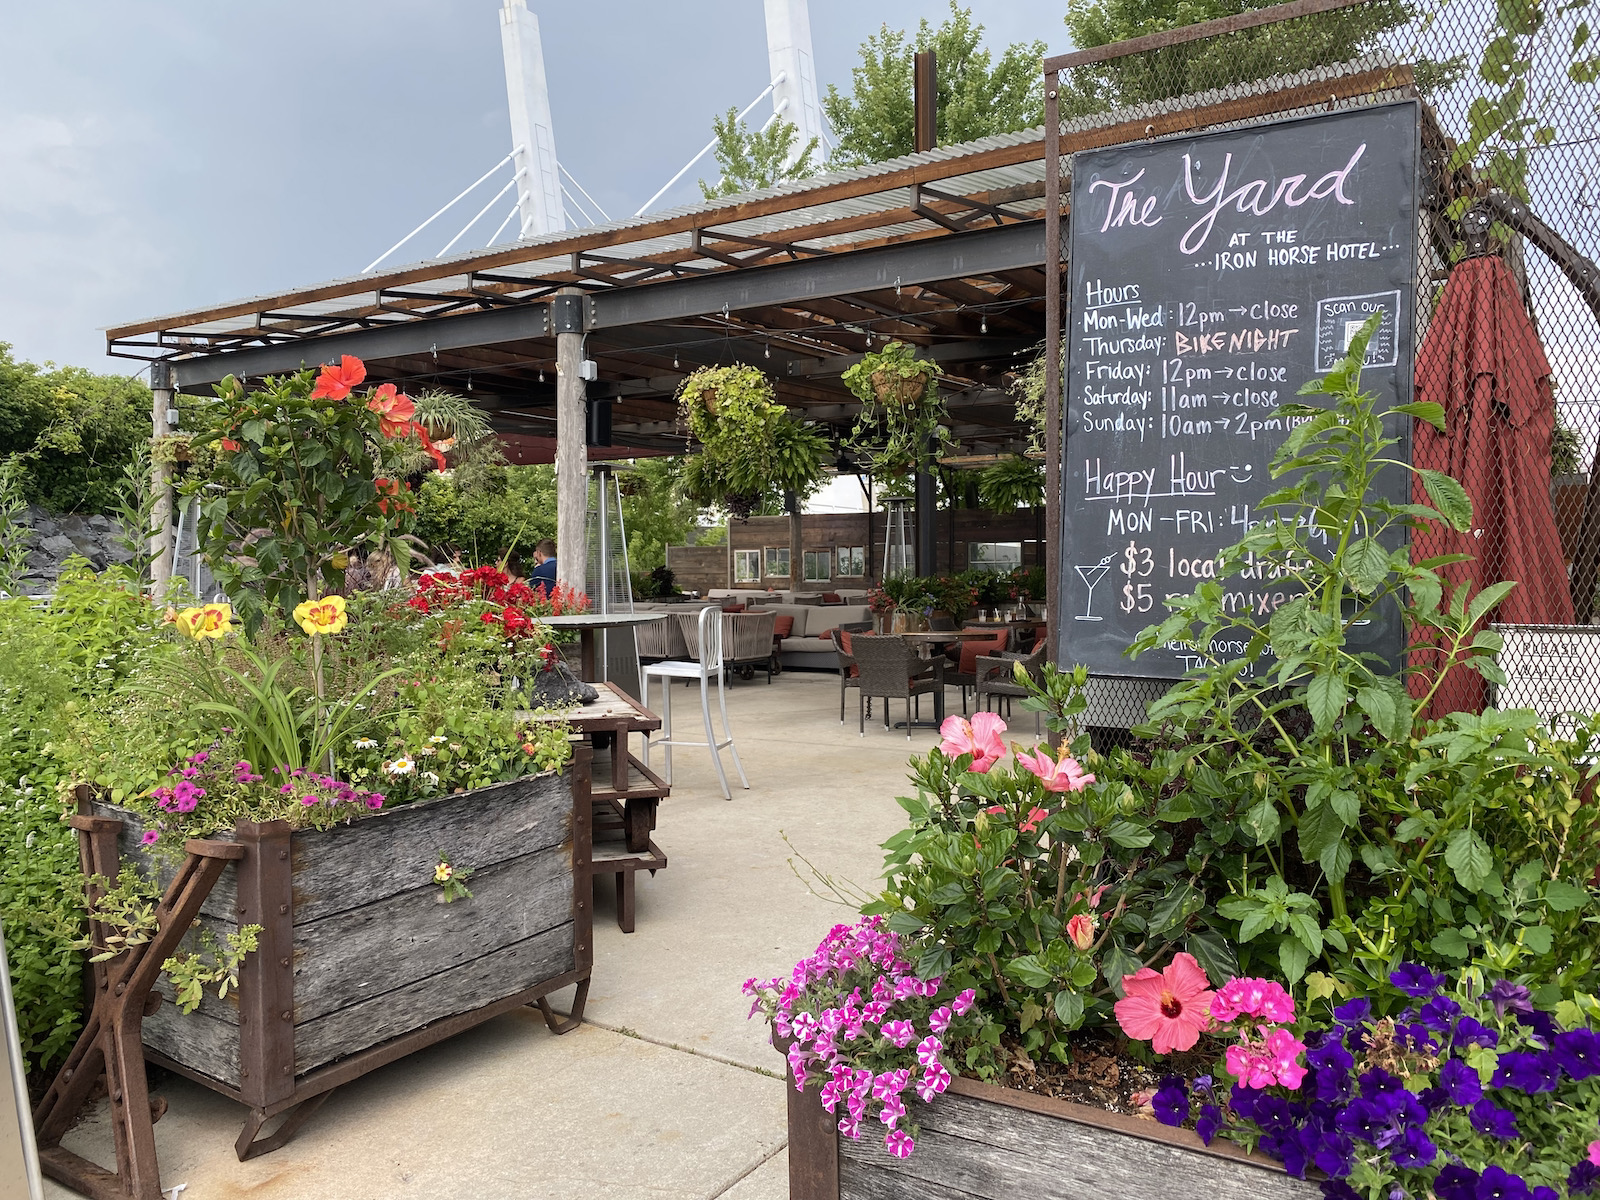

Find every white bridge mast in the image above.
[500,0,565,236]
[764,0,823,166]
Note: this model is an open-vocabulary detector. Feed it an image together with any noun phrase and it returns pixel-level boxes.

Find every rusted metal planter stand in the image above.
[35,749,596,1199]
[782,1054,1320,1200]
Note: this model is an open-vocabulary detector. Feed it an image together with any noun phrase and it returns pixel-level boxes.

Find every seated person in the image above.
[529,538,558,593]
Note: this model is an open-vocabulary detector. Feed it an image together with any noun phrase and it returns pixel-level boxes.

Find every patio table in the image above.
[542,612,667,688]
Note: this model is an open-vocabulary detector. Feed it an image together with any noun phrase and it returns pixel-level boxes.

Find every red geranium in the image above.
[310,355,366,400]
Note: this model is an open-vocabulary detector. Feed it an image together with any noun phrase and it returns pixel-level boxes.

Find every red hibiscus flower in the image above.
[220,438,241,453]
[368,383,417,438]
[310,355,366,400]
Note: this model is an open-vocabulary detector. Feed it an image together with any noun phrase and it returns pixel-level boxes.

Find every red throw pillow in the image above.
[773,615,795,639]
[722,602,746,613]
[822,592,842,604]
[815,627,834,643]
[838,629,859,676]
[960,634,1009,675]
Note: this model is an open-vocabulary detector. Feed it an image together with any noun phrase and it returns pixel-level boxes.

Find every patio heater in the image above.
[881,497,913,578]
[585,463,641,699]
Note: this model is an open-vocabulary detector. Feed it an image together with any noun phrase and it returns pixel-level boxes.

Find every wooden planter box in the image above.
[785,1062,1319,1200]
[76,756,593,1159]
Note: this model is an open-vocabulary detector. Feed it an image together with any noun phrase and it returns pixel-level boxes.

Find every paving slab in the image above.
[47,1019,786,1200]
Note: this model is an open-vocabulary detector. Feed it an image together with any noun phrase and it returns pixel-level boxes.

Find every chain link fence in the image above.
[1042,0,1600,741]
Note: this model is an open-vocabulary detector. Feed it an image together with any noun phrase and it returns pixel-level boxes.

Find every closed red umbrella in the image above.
[1408,253,1575,719]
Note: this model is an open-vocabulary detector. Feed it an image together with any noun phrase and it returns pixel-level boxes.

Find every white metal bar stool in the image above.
[642,606,749,800]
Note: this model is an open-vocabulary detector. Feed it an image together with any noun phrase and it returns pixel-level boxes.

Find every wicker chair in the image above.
[852,635,941,739]
[943,627,1011,714]
[975,637,1049,735]
[830,623,875,723]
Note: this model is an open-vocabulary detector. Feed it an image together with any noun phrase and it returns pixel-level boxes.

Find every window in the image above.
[733,549,760,583]
[764,546,791,578]
[802,549,831,582]
[968,542,1023,572]
[836,546,865,577]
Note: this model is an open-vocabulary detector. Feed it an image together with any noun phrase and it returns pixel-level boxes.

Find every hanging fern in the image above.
[978,455,1045,511]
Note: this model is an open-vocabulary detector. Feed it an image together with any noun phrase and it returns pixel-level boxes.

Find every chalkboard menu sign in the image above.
[1059,101,1419,679]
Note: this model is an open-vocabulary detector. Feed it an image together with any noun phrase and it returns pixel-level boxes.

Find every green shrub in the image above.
[0,343,151,513]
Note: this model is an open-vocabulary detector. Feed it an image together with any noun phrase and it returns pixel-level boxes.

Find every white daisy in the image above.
[384,758,416,776]
[423,771,440,785]
[352,738,378,750]
[417,746,437,757]
[429,735,448,744]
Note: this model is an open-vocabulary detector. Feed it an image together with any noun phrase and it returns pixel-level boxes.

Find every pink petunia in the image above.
[885,1129,915,1158]
[1113,952,1215,1054]
[928,1005,953,1034]
[938,712,1006,772]
[878,1091,907,1127]
[882,1020,916,1048]
[951,988,976,1015]
[140,830,159,846]
[1590,1140,1600,1167]
[915,1035,943,1067]
[837,1114,862,1140]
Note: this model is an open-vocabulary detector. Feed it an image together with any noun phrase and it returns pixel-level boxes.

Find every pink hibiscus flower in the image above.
[1113,952,1216,1054]
[1015,744,1097,792]
[938,712,1006,772]
[1065,912,1097,951]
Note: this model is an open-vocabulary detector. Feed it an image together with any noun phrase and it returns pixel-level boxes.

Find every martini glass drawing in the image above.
[1074,555,1115,621]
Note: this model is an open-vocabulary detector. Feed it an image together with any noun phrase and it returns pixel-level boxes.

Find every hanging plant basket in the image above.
[698,388,721,416]
[869,367,931,406]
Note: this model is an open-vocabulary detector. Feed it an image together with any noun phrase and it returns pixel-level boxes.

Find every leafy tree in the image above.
[1059,0,1439,115]
[0,343,151,513]
[412,463,556,567]
[698,109,819,199]
[618,458,706,571]
[823,2,1047,168]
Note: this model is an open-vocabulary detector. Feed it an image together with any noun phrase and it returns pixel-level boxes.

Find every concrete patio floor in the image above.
[46,669,958,1200]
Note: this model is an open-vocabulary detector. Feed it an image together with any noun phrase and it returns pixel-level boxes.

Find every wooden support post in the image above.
[149,362,175,602]
[554,289,587,595]
[787,493,803,593]
[914,51,937,153]
[1043,72,1062,661]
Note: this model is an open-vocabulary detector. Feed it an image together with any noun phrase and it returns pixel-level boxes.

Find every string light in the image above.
[981,315,988,334]
[764,342,771,358]
[673,353,680,369]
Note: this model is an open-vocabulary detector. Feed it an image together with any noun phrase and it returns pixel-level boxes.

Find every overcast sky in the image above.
[2,1,1067,374]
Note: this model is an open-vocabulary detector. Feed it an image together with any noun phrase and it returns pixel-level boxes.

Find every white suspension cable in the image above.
[633,75,785,217]
[560,182,597,227]
[558,162,611,222]
[436,168,525,258]
[363,147,523,273]
[488,203,522,246]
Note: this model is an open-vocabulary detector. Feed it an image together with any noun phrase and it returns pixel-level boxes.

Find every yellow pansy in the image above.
[293,594,348,636]
[175,604,232,640]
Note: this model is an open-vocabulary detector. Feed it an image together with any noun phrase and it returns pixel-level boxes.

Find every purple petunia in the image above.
[1491,1050,1560,1094]
[1195,1102,1221,1145]
[1452,1016,1500,1048]
[1416,994,1461,1032]
[1389,1124,1437,1169]
[1152,1077,1189,1126]
[1570,1161,1600,1197]
[1556,1030,1600,1081]
[1438,1058,1483,1106]
[1433,1165,1480,1200]
[1332,998,1372,1025]
[1389,963,1446,997]
[1477,1165,1532,1200]
[1485,979,1533,1018]
[1468,1098,1520,1139]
